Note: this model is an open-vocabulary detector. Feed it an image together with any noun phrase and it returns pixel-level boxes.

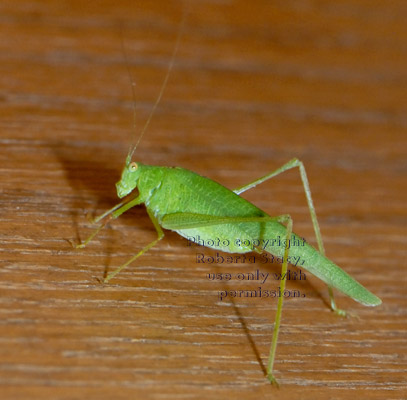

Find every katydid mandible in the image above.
[74,28,382,386]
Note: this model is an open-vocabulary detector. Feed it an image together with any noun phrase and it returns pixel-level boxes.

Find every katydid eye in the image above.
[129,162,138,171]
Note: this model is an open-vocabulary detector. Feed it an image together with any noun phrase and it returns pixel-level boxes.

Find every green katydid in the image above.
[74,26,382,386]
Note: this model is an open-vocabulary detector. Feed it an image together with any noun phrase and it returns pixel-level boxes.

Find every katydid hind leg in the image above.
[234,158,345,314]
[162,210,293,384]
[266,214,293,386]
[161,212,290,230]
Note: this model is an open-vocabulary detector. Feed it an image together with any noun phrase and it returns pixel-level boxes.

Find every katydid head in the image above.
[116,158,141,198]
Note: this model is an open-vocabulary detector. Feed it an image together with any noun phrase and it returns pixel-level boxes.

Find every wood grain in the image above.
[1,0,406,399]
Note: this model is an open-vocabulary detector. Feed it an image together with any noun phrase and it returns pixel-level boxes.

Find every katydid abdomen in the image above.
[133,164,381,307]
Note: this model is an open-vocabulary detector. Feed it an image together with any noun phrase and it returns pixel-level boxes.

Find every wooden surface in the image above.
[1,1,406,399]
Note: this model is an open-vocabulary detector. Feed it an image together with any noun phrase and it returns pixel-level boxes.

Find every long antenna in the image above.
[126,12,187,164]
[120,30,138,161]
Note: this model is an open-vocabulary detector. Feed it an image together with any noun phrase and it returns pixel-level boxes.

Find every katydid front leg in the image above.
[75,193,143,249]
[74,194,166,283]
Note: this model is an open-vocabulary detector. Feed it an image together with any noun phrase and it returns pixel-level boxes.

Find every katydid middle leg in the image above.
[234,158,346,315]
[104,208,165,283]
